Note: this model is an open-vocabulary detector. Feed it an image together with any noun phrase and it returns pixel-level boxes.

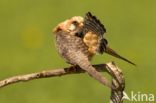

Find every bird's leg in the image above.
[65,65,84,73]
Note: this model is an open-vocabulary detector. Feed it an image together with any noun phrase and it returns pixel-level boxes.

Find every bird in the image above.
[53,12,135,89]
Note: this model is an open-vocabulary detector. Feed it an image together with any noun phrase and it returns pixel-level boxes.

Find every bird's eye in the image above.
[72,21,78,26]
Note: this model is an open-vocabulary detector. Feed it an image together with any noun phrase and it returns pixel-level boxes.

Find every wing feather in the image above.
[83,12,106,36]
[83,12,107,54]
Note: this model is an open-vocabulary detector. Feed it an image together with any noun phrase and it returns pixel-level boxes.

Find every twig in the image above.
[0,64,108,88]
[0,62,125,103]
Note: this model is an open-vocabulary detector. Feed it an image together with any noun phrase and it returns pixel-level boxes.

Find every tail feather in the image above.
[105,47,136,66]
[68,51,114,89]
[79,60,114,89]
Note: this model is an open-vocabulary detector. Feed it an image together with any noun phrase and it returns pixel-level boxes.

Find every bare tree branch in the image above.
[0,62,125,103]
[0,64,106,88]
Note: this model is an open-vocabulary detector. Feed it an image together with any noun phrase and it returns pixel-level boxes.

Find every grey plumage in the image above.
[55,31,113,88]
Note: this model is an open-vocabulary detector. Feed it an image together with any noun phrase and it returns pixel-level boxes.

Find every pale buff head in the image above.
[53,16,84,34]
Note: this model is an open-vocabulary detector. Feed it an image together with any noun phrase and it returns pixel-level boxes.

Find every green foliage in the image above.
[0,0,156,103]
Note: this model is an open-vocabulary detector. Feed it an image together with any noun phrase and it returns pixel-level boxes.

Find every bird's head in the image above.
[53,16,84,35]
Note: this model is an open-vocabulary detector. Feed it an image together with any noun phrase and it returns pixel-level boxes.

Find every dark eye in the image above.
[72,21,78,26]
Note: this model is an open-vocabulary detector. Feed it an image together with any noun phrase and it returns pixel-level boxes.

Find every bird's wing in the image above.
[83,12,107,54]
[83,12,106,37]
[82,12,136,66]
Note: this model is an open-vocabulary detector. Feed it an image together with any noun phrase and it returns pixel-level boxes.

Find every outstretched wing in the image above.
[82,12,136,66]
[83,12,106,37]
[83,12,108,54]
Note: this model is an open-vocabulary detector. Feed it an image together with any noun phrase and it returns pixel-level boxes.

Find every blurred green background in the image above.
[0,0,156,103]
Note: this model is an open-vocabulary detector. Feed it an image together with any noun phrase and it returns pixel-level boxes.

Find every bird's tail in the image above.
[105,47,136,66]
[68,51,114,89]
[78,60,114,89]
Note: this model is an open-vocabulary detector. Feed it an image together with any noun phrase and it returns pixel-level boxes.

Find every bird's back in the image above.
[55,31,93,64]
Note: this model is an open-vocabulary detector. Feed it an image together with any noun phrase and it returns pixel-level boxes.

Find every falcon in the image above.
[53,12,135,89]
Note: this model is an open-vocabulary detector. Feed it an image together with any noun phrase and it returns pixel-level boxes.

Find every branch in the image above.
[0,62,125,103]
[0,64,107,88]
[108,62,125,103]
